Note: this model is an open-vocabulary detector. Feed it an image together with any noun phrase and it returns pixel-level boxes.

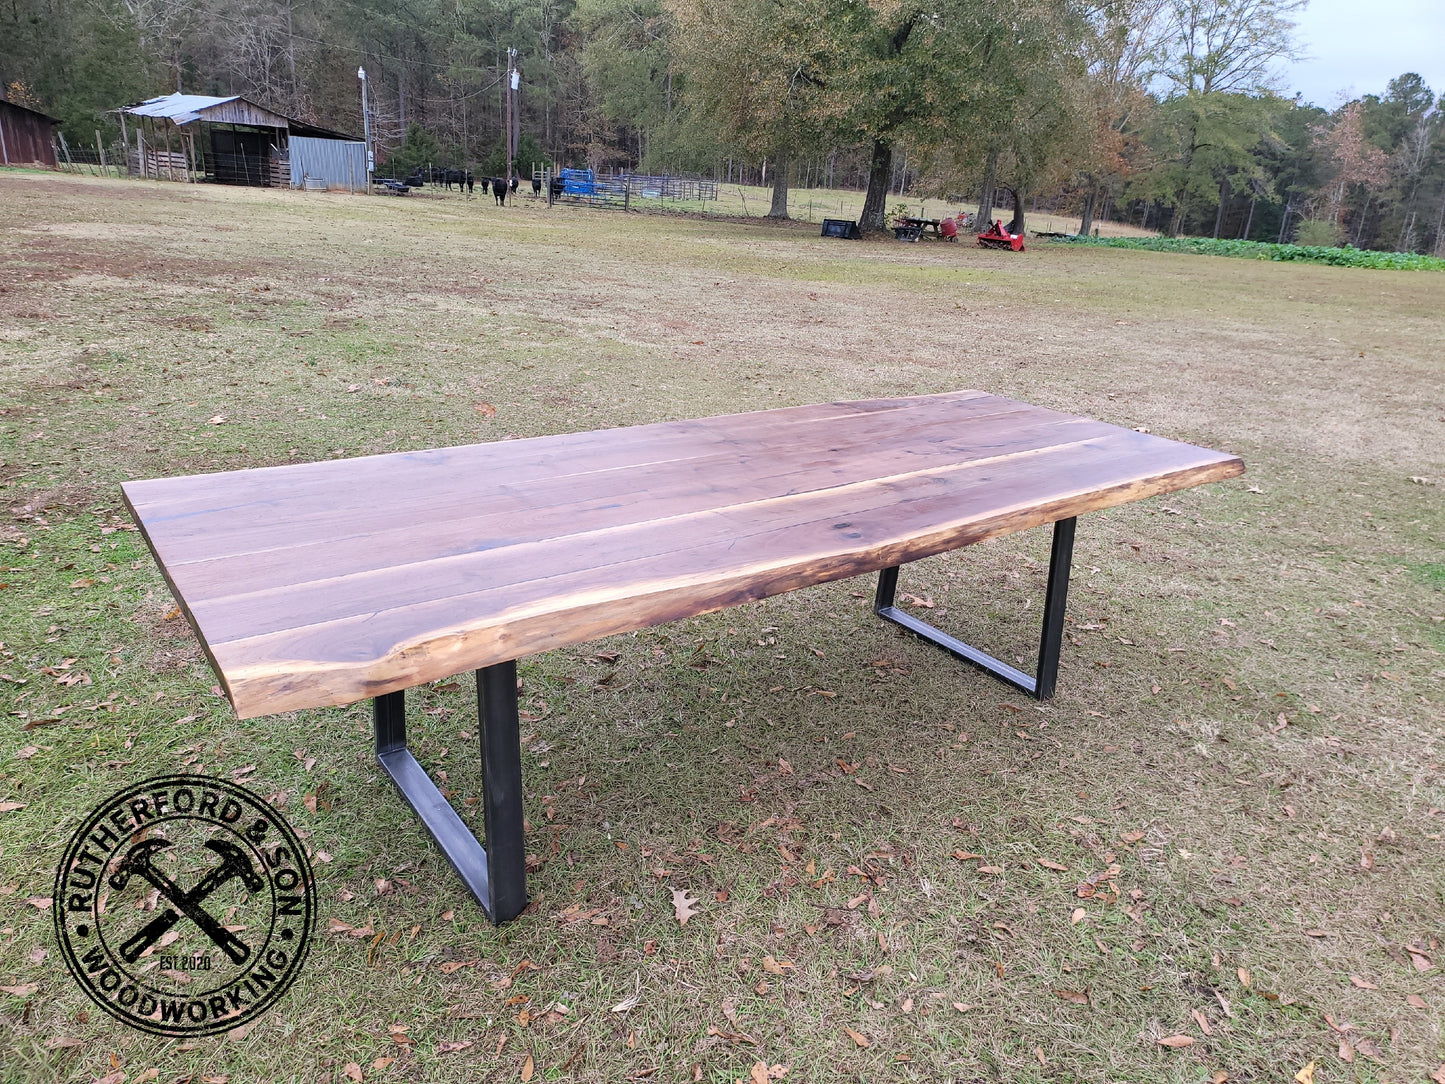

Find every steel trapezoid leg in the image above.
[872,517,1077,700]
[373,686,496,917]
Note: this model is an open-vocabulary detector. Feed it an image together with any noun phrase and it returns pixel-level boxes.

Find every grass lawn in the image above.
[1,170,1442,1084]
[357,173,1152,237]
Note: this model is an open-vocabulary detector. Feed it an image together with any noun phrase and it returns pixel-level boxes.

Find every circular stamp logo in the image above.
[53,774,317,1037]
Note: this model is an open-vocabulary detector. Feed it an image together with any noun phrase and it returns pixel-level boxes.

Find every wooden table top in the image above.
[123,391,1243,719]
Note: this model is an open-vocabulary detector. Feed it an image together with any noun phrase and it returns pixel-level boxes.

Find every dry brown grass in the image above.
[1,170,1442,1084]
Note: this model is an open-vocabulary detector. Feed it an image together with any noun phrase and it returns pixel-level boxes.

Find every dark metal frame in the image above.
[373,517,1077,921]
[873,517,1076,700]
[373,661,527,924]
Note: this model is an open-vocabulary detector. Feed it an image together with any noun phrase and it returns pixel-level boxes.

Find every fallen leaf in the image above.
[1053,988,1089,1005]
[438,1040,473,1054]
[611,992,641,1013]
[1431,1065,1445,1084]
[1037,859,1069,872]
[475,403,497,417]
[25,895,50,908]
[45,1036,83,1049]
[0,984,37,996]
[95,1073,125,1084]
[1407,994,1429,1009]
[671,888,699,926]
[1349,974,1378,990]
[843,1026,869,1048]
[372,1058,395,1070]
[1338,1041,1354,1063]
[1190,1007,1212,1035]
[1070,908,1087,925]
[705,1026,756,1046]
[521,1053,534,1081]
[14,747,37,760]
[1409,950,1434,972]
[439,959,478,974]
[342,1064,363,1082]
[761,955,793,975]
[1237,967,1251,988]
[1295,1060,1316,1084]
[1157,1035,1195,1049]
[750,1064,769,1084]
[27,946,46,964]
[977,865,1003,875]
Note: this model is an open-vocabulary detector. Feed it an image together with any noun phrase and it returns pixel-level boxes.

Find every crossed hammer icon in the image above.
[109,838,264,966]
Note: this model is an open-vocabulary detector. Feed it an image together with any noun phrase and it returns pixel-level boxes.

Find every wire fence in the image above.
[49,142,880,224]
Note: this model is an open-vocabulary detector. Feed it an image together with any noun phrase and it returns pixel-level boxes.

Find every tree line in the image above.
[3,0,1442,252]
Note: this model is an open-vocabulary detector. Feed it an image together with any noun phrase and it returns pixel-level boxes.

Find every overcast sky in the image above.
[1284,0,1445,106]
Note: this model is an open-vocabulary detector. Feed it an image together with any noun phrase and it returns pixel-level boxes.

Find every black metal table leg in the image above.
[477,661,527,922]
[373,661,528,923]
[874,517,1076,700]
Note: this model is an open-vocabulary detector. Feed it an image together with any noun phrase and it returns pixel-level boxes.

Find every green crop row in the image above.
[1053,233,1445,271]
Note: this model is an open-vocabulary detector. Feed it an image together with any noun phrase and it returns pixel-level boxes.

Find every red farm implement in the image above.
[977,220,1025,252]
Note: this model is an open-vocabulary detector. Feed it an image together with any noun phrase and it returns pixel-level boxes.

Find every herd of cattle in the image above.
[378,166,547,203]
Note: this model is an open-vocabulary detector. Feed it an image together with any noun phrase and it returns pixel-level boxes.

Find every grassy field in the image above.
[337,173,1151,237]
[1,170,1442,1084]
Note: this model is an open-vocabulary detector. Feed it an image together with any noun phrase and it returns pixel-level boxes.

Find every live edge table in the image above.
[122,391,1242,923]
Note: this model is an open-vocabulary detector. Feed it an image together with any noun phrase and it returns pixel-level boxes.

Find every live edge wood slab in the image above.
[122,391,1243,721]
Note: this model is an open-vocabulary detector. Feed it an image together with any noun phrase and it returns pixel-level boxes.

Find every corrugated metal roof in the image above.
[125,93,241,125]
[122,92,358,139]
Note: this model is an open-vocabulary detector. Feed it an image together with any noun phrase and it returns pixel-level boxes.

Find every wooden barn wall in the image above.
[196,100,292,129]
[0,102,57,167]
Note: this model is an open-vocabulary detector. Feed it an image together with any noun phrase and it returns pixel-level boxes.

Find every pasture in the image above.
[1,171,1442,1084]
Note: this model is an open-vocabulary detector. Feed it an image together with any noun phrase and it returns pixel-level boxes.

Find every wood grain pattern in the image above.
[122,391,1243,718]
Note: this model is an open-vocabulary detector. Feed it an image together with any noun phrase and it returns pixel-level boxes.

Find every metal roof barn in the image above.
[119,93,362,190]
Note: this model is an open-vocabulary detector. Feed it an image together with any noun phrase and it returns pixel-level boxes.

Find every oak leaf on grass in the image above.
[671,888,699,926]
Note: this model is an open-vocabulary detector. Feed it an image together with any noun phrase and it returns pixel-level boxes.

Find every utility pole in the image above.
[505,47,519,185]
[358,67,373,193]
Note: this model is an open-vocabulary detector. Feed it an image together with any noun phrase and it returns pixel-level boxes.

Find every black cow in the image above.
[531,175,542,195]
[492,179,507,206]
[465,171,474,196]
[478,176,491,196]
[509,174,519,194]
[403,171,425,188]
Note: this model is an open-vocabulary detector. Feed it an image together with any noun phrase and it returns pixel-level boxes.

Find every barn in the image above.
[121,93,366,190]
[0,97,59,168]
